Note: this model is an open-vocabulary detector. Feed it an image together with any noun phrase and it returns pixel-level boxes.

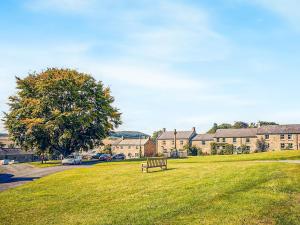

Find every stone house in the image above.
[156,128,197,155]
[213,128,258,152]
[0,148,34,162]
[0,134,15,148]
[257,124,300,150]
[191,134,214,154]
[112,137,156,159]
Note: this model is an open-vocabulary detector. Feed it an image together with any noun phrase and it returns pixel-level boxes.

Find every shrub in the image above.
[210,142,218,155]
[255,138,269,152]
[241,144,250,154]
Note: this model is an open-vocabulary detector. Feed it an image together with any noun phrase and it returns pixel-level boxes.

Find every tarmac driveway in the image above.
[0,163,91,192]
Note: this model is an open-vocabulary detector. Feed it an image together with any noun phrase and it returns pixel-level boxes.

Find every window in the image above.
[128,146,131,149]
[162,141,166,145]
[180,140,184,145]
[222,145,226,150]
[233,138,237,143]
[120,146,123,149]
[280,134,284,139]
[216,146,220,150]
[288,134,292,140]
[246,146,250,151]
[280,143,285,149]
[288,143,293,149]
[246,138,250,143]
[266,143,270,149]
[265,134,269,140]
[222,138,226,142]
[216,138,220,142]
[172,140,175,145]
[202,141,206,145]
[135,153,139,157]
[136,146,139,149]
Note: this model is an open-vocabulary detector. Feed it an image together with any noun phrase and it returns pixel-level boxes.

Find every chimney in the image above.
[162,128,166,132]
[192,127,196,133]
[121,136,124,140]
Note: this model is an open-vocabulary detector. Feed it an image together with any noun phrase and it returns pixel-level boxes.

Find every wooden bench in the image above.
[141,157,167,172]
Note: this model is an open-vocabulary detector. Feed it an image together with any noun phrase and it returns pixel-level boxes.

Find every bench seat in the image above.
[141,157,167,172]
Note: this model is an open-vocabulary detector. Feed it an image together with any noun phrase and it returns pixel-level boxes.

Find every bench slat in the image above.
[142,157,167,172]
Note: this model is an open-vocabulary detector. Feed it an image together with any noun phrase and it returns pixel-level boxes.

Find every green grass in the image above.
[1,151,300,225]
[28,160,62,168]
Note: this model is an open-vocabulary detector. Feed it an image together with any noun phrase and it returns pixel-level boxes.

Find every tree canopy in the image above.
[152,130,163,141]
[207,121,278,133]
[4,68,121,157]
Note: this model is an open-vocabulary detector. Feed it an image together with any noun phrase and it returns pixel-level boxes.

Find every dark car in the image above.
[99,154,112,161]
[112,153,125,160]
[91,153,102,160]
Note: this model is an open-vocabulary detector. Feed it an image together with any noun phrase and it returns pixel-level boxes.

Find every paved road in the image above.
[0,163,91,192]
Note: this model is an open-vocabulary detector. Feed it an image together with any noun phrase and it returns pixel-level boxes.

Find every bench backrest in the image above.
[147,157,167,167]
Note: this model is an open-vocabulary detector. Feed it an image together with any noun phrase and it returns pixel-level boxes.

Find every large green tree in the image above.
[4,68,121,157]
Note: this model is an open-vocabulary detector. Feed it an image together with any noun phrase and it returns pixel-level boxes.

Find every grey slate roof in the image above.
[157,130,196,140]
[214,128,258,138]
[257,124,300,134]
[116,138,150,146]
[192,134,214,141]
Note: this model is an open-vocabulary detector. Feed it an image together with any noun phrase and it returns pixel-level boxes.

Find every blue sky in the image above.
[1,0,300,135]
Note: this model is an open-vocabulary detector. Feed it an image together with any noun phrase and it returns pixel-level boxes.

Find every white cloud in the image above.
[25,0,96,13]
[120,1,231,63]
[250,0,300,29]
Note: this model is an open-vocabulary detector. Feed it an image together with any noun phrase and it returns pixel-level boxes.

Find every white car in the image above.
[0,159,10,165]
[62,155,82,165]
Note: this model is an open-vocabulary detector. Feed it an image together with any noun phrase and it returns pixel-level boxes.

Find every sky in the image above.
[1,0,300,135]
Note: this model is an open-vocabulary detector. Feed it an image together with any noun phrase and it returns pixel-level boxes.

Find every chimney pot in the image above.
[192,127,196,132]
[162,128,166,132]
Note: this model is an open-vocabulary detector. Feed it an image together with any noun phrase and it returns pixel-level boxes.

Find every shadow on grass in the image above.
[143,168,177,173]
[0,173,39,184]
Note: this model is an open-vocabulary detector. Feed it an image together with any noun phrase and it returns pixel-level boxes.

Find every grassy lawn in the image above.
[0,151,300,225]
[28,160,62,168]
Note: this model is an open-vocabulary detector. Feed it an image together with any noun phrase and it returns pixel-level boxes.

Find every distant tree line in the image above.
[207,121,278,134]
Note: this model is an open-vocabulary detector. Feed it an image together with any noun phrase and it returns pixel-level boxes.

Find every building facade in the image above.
[112,137,156,159]
[213,128,258,152]
[156,128,197,154]
[192,125,300,154]
[257,125,300,150]
[0,148,34,162]
[0,134,15,148]
[191,134,214,154]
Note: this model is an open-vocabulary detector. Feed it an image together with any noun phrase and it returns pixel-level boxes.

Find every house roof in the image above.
[116,138,150,146]
[214,128,258,138]
[110,139,123,146]
[102,138,122,146]
[192,134,214,141]
[257,124,300,134]
[157,130,196,140]
[0,148,34,156]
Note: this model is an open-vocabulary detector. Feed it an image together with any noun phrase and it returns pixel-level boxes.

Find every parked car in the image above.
[62,155,82,165]
[112,153,125,160]
[0,159,10,165]
[91,153,103,160]
[99,154,112,161]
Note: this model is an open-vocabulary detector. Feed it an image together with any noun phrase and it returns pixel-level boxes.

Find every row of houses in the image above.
[157,124,300,155]
[2,124,300,161]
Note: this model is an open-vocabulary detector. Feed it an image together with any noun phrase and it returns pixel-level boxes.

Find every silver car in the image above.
[62,155,82,165]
